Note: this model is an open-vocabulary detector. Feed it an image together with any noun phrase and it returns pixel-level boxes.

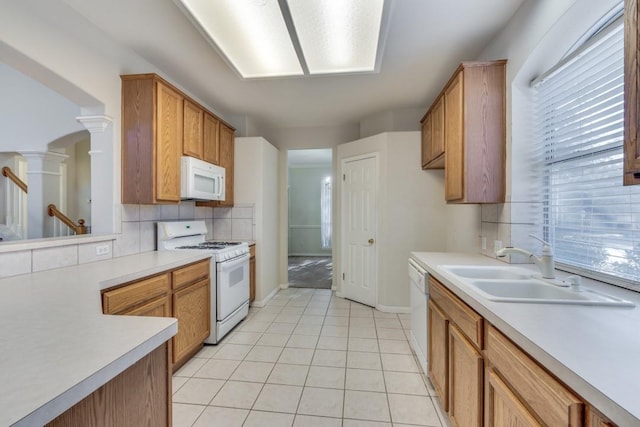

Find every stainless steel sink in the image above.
[439,265,635,307]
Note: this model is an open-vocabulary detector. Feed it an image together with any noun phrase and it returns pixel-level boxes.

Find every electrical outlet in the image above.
[481,236,487,250]
[494,240,503,252]
[96,244,110,256]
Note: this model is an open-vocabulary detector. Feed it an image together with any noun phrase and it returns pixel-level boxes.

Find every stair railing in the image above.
[47,204,87,236]
[2,166,27,238]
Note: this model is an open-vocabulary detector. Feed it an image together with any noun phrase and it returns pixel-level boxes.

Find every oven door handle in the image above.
[217,252,250,271]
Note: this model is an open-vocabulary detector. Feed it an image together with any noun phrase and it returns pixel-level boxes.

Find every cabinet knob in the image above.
[368,238,375,245]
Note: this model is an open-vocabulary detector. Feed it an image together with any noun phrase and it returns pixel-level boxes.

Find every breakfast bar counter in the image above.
[0,250,210,426]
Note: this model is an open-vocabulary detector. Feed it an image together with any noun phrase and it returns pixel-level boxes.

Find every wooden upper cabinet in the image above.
[183,99,204,159]
[624,0,640,185]
[448,61,505,203]
[431,96,445,164]
[421,96,445,169]
[421,113,432,168]
[203,112,220,165]
[445,72,465,201]
[121,75,182,204]
[421,61,506,203]
[218,123,235,206]
[122,73,235,204]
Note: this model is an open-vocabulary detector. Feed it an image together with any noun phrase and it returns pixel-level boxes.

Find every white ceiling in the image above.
[59,0,525,129]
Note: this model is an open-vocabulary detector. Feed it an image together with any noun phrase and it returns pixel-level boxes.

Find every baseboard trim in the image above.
[374,304,411,314]
[280,283,289,289]
[251,286,280,308]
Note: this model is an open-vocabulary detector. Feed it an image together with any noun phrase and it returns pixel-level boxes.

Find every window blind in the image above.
[534,16,640,285]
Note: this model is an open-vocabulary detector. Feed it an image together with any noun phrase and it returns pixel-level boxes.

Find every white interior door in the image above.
[341,154,378,307]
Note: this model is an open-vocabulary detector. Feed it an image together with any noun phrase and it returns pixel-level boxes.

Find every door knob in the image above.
[368,238,375,245]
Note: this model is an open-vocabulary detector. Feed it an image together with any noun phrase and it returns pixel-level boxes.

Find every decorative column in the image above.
[19,151,68,239]
[76,114,115,235]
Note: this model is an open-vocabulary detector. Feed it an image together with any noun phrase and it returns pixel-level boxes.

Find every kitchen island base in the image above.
[46,342,171,427]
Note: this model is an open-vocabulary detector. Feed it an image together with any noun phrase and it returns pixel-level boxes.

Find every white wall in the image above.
[0,65,85,150]
[288,166,332,256]
[474,0,622,260]
[337,132,453,309]
[251,124,359,287]
[234,137,280,305]
[359,108,424,139]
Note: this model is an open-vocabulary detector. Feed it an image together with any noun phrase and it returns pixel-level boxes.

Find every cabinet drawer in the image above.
[103,273,170,314]
[429,277,483,348]
[486,326,584,426]
[172,259,209,290]
[122,295,170,317]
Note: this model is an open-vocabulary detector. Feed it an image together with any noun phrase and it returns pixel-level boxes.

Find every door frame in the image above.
[338,152,380,307]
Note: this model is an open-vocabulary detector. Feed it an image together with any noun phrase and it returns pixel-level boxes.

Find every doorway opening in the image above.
[287,149,333,289]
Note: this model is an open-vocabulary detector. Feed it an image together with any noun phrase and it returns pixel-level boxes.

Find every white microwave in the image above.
[180,156,225,201]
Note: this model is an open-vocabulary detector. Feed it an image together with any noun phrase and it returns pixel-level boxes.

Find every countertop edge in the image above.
[18,320,178,427]
[410,251,640,427]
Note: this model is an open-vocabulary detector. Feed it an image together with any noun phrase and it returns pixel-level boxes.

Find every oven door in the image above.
[216,253,250,320]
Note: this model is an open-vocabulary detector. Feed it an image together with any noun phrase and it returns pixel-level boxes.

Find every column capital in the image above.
[76,115,113,133]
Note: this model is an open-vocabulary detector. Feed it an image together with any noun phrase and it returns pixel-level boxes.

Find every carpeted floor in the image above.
[288,256,333,289]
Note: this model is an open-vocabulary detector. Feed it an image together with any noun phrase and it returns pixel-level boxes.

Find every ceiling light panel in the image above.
[287,0,385,75]
[176,0,303,78]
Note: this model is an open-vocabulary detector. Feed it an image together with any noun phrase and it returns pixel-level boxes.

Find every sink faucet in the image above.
[496,234,556,279]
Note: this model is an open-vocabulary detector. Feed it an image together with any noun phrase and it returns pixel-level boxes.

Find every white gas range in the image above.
[157,220,249,344]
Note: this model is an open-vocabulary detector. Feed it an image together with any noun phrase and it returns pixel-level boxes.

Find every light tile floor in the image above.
[173,288,449,427]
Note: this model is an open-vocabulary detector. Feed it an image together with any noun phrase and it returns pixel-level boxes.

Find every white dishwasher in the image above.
[409,258,428,374]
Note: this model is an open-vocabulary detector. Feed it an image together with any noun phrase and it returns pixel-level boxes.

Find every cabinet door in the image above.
[218,123,235,206]
[428,299,449,411]
[444,71,464,201]
[155,81,182,202]
[486,326,584,426]
[173,279,210,366]
[421,114,432,169]
[485,368,541,427]
[203,112,220,165]
[122,295,170,317]
[102,273,170,314]
[586,406,616,427]
[625,0,640,185]
[431,96,445,162]
[449,324,483,427]
[183,99,204,159]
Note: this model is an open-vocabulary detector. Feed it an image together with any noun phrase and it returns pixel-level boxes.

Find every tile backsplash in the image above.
[480,202,542,264]
[0,202,255,279]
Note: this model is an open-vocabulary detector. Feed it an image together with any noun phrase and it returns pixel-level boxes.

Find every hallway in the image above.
[288,257,333,289]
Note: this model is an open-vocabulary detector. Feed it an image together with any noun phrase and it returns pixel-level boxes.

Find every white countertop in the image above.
[410,252,640,426]
[0,251,211,427]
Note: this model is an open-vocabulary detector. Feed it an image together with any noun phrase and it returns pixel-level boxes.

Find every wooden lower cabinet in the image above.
[449,324,483,427]
[122,295,170,317]
[486,326,583,426]
[428,276,617,427]
[428,299,449,410]
[586,406,616,427]
[101,259,211,371]
[47,343,171,427]
[172,278,210,367]
[485,368,540,427]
